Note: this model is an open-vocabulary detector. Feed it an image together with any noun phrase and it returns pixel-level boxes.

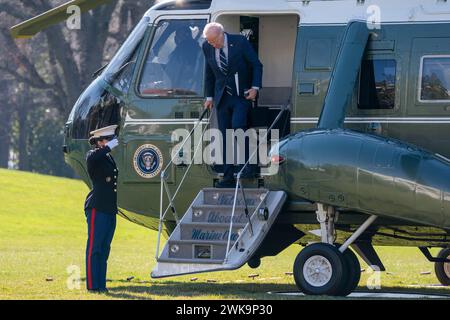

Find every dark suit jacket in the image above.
[84,146,119,214]
[202,33,263,107]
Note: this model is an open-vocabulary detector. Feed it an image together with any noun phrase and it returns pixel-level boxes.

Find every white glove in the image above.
[106,138,119,150]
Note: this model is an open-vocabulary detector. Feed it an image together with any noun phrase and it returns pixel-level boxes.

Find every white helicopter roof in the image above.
[144,0,450,25]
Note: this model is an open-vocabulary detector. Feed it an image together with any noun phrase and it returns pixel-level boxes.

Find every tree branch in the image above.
[0,27,54,91]
[0,3,29,20]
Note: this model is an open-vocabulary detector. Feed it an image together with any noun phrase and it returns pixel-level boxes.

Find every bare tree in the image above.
[0,0,154,175]
[0,74,14,168]
[1,0,150,111]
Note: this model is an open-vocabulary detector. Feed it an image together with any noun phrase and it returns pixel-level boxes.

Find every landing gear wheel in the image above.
[293,243,347,296]
[434,248,450,286]
[337,248,361,296]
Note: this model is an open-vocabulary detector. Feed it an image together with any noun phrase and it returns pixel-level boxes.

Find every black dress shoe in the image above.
[215,179,236,188]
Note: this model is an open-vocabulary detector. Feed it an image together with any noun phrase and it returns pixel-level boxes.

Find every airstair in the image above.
[152,108,288,278]
[152,187,286,278]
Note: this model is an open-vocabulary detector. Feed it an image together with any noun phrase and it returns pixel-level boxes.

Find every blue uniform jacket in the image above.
[84,146,118,214]
[202,33,263,108]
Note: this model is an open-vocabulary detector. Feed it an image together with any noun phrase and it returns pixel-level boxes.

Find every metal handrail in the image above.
[156,109,210,259]
[224,107,288,262]
[159,121,210,222]
[238,182,253,236]
[227,190,269,255]
[161,108,209,176]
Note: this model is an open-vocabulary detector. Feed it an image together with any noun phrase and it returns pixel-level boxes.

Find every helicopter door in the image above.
[209,14,297,176]
[122,15,209,190]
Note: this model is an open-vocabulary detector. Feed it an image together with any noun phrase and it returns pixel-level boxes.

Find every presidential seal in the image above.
[133,144,163,179]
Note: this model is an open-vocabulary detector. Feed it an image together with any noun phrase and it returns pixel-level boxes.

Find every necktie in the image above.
[219,47,233,96]
[219,48,228,74]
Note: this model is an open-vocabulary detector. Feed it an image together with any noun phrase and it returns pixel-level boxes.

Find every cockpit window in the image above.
[69,17,148,139]
[70,79,122,139]
[419,56,450,102]
[103,16,149,83]
[111,44,141,93]
[138,19,206,97]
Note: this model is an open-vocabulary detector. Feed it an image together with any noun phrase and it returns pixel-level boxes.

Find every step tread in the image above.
[168,239,234,245]
[192,204,258,209]
[202,188,269,193]
[157,257,225,264]
[181,221,247,228]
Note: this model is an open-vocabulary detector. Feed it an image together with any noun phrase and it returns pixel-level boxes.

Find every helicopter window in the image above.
[419,56,450,102]
[111,43,141,93]
[358,59,396,109]
[103,17,149,83]
[70,79,123,139]
[138,19,206,97]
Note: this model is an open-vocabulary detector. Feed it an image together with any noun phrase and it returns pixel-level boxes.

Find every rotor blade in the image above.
[10,0,115,39]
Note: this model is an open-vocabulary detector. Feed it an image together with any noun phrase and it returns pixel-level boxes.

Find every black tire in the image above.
[248,257,261,269]
[337,248,361,296]
[293,243,347,296]
[435,248,450,286]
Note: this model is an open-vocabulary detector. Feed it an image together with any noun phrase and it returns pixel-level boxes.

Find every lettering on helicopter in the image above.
[133,144,163,179]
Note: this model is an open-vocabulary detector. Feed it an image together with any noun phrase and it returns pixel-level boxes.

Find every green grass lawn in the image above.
[0,168,449,300]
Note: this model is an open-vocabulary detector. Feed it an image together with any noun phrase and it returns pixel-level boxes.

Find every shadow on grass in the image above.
[354,285,450,296]
[105,281,299,300]
[103,281,450,300]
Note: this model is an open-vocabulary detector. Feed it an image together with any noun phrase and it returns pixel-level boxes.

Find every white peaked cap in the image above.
[90,125,118,138]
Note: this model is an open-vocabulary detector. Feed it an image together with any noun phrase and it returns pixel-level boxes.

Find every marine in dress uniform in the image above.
[84,125,119,293]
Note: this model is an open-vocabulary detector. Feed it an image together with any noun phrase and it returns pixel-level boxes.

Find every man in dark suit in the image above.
[202,22,263,188]
[84,125,119,293]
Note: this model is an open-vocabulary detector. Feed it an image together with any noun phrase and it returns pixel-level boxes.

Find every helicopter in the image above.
[11,0,450,296]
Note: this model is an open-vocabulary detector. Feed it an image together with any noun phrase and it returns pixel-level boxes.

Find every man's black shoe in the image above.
[215,179,236,188]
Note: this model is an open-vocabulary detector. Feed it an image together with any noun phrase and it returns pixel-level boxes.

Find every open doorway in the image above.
[217,14,298,109]
[208,13,298,178]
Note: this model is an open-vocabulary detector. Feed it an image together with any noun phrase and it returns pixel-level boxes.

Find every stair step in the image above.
[152,190,288,278]
[157,257,225,265]
[169,239,231,245]
[180,222,246,242]
[191,205,256,223]
[166,240,235,260]
[202,188,268,206]
[182,222,247,228]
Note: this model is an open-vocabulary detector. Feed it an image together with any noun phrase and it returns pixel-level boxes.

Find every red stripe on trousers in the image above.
[87,208,96,290]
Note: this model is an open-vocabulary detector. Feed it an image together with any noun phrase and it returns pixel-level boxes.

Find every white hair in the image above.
[203,22,224,38]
